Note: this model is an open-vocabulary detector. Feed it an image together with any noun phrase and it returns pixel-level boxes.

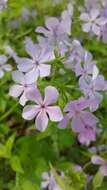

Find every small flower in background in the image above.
[91,156,107,176]
[101,3,107,43]
[74,51,96,79]
[0,0,8,12]
[52,0,63,6]
[36,3,73,53]
[79,73,107,111]
[23,86,63,131]
[41,170,63,190]
[59,97,98,145]
[64,40,84,70]
[0,55,12,78]
[74,165,83,172]
[14,37,54,83]
[80,8,107,36]
[21,7,38,22]
[8,19,19,29]
[84,0,103,10]
[9,70,35,106]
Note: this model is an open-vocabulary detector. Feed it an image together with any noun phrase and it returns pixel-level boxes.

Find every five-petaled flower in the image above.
[80,9,107,36]
[16,38,54,83]
[9,70,35,106]
[59,97,98,145]
[22,86,63,131]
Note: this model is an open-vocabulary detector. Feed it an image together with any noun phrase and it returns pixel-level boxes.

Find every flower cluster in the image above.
[6,1,107,147]
[1,0,107,189]
[80,0,107,42]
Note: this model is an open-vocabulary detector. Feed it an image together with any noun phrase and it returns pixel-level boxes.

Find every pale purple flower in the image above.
[21,8,30,21]
[80,9,107,36]
[64,40,84,70]
[74,51,96,79]
[0,55,12,78]
[74,165,83,172]
[16,38,54,83]
[22,86,63,131]
[0,0,8,12]
[9,70,35,106]
[101,3,107,43]
[91,156,107,176]
[84,0,103,10]
[41,170,63,190]
[59,97,98,145]
[36,4,72,51]
[21,7,37,21]
[79,74,107,111]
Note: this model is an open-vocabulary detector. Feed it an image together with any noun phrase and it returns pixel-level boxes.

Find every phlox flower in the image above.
[0,0,8,12]
[79,73,107,111]
[9,70,35,106]
[36,4,73,52]
[0,55,12,78]
[22,86,63,131]
[80,9,107,36]
[41,170,64,190]
[15,38,54,83]
[75,51,96,79]
[59,97,98,145]
[91,156,107,176]
[101,3,107,43]
[64,40,85,70]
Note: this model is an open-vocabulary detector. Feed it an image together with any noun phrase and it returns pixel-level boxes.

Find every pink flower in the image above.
[22,86,63,131]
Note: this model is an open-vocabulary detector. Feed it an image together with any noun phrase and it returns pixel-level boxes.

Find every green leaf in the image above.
[10,155,24,174]
[21,181,40,190]
[5,133,16,158]
[93,171,104,189]
[0,133,16,158]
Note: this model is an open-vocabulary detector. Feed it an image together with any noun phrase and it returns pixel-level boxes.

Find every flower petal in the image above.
[91,156,105,165]
[0,69,4,78]
[2,64,12,71]
[25,68,39,84]
[44,86,59,105]
[82,23,91,32]
[100,165,107,176]
[19,91,28,106]
[36,110,48,131]
[25,37,39,60]
[46,106,63,122]
[39,64,51,77]
[9,85,23,97]
[12,70,25,84]
[17,58,34,72]
[26,87,42,104]
[0,55,7,64]
[80,13,89,21]
[58,114,70,129]
[22,105,40,120]
[45,17,59,30]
